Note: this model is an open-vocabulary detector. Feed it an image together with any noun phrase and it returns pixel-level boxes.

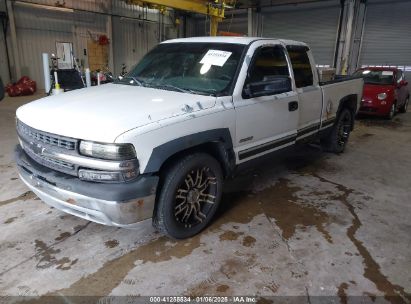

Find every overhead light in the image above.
[15,1,74,13]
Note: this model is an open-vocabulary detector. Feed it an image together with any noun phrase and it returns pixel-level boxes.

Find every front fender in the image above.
[144,129,233,173]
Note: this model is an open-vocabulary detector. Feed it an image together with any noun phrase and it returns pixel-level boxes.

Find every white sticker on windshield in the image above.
[200,50,232,67]
[382,71,394,76]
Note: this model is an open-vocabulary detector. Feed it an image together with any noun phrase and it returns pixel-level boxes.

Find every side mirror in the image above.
[244,76,292,98]
[398,80,408,87]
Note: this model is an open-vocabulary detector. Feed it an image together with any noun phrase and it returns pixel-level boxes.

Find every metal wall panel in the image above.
[360,0,411,67]
[184,16,198,38]
[262,1,341,66]
[194,17,248,36]
[14,0,110,13]
[9,1,168,89]
[0,28,10,83]
[112,0,161,22]
[14,6,72,88]
[220,15,248,35]
[14,0,162,21]
[360,0,411,87]
[194,10,248,36]
[14,6,107,88]
[71,11,108,69]
[112,16,159,75]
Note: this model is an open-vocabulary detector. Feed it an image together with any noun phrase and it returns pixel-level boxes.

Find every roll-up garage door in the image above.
[262,1,341,66]
[360,0,411,77]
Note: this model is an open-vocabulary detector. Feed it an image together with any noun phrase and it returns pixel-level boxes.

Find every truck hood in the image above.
[16,84,216,142]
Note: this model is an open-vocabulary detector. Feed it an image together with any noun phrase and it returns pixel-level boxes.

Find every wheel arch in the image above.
[144,128,235,179]
[337,94,358,130]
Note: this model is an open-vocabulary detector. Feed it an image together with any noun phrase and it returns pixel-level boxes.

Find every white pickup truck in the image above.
[15,37,363,239]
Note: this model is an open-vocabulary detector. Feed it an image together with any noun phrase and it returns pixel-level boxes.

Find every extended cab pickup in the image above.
[15,37,363,238]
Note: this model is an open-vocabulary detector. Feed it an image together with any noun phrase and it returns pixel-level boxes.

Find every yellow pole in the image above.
[210,16,220,36]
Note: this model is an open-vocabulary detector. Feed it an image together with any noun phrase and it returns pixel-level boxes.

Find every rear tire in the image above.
[399,97,409,113]
[321,108,353,153]
[153,153,223,239]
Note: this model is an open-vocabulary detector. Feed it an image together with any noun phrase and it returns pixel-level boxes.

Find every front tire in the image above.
[153,153,223,239]
[321,108,353,153]
[387,102,396,120]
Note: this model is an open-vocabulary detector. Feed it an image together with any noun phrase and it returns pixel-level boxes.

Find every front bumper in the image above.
[359,98,392,116]
[15,145,159,228]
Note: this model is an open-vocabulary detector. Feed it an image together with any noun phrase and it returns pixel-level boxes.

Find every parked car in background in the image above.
[0,77,4,101]
[354,67,409,119]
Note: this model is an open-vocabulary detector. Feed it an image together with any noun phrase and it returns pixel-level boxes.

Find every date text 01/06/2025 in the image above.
[149,296,257,303]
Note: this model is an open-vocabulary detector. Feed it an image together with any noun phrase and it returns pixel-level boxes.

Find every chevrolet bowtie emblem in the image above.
[30,142,46,155]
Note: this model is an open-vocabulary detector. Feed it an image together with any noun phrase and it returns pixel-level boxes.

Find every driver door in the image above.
[233,42,299,163]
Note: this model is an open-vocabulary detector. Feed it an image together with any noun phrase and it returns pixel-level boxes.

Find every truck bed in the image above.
[319,75,363,86]
[320,76,364,120]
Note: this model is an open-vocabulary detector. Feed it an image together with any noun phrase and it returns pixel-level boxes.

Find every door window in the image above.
[287,46,314,88]
[396,70,404,83]
[245,46,290,86]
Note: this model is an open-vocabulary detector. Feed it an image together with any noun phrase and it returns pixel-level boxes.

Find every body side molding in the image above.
[238,134,296,160]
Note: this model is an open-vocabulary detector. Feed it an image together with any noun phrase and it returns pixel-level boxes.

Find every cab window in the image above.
[287,46,314,88]
[246,46,290,85]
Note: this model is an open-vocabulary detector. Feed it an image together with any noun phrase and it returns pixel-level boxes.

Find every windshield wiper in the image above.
[151,84,216,96]
[152,84,192,93]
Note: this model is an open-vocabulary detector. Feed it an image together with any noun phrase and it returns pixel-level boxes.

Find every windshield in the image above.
[114,43,245,96]
[353,69,394,85]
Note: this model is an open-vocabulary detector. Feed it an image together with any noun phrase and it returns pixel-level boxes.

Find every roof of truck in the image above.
[162,36,308,47]
[358,66,400,72]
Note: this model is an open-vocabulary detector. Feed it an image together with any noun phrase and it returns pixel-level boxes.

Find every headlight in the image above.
[79,141,136,160]
[377,93,387,100]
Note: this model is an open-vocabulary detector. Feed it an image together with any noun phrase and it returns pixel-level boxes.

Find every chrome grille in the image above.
[17,120,78,176]
[17,120,76,150]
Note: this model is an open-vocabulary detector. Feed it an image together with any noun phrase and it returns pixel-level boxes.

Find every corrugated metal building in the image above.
[0,0,180,89]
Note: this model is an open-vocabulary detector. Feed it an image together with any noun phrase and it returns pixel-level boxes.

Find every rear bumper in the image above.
[358,106,384,116]
[15,145,159,228]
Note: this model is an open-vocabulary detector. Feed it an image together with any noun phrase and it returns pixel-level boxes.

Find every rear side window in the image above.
[287,46,314,88]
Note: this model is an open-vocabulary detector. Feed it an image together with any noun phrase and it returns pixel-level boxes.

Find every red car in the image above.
[354,67,409,119]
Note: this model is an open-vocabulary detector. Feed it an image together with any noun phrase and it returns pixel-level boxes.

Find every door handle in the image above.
[288,101,299,112]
